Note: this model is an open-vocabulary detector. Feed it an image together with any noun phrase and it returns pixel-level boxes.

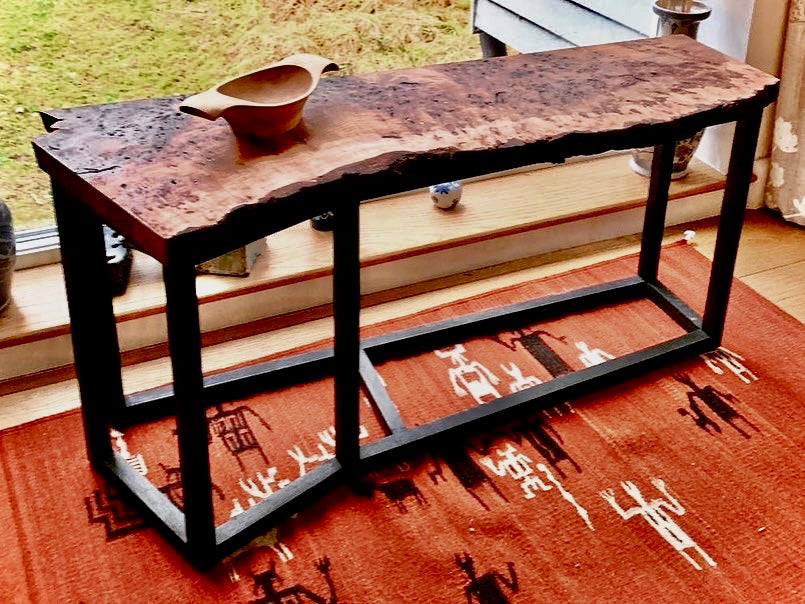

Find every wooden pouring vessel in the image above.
[179,54,338,140]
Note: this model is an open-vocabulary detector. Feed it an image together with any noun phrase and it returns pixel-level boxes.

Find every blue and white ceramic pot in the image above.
[429,181,463,211]
[630,1,712,179]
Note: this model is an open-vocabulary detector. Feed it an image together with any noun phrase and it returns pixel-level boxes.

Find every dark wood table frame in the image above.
[34,37,777,564]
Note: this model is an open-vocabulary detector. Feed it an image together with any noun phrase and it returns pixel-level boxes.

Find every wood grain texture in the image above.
[33,36,778,263]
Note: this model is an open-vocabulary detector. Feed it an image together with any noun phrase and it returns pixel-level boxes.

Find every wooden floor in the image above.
[0,208,801,431]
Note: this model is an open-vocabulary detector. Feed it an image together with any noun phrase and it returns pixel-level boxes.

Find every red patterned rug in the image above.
[1,242,803,603]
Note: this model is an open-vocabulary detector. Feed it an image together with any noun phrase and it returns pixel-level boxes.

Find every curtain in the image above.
[766,0,804,225]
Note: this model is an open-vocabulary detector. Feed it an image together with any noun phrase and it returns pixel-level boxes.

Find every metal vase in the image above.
[653,0,712,37]
[0,198,15,313]
[630,0,712,179]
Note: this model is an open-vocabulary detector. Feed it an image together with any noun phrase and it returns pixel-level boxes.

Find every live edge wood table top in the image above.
[33,35,777,266]
[32,36,778,563]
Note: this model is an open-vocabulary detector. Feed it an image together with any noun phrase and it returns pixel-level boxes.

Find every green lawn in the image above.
[0,0,477,229]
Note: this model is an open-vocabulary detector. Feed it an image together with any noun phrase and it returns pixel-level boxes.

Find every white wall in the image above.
[746,0,791,161]
[693,0,789,172]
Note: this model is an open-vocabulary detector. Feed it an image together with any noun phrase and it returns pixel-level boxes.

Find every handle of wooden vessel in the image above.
[276,54,339,77]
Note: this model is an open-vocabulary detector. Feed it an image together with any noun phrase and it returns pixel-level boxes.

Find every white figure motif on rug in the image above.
[701,347,758,384]
[480,442,594,530]
[230,423,369,517]
[575,341,615,367]
[110,428,147,475]
[231,467,291,518]
[288,424,369,476]
[500,361,542,393]
[600,478,716,570]
[435,344,501,404]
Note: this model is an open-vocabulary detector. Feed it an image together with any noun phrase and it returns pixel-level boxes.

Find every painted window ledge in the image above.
[1,153,750,391]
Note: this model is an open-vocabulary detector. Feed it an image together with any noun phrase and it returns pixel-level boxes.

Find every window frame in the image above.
[14,225,61,270]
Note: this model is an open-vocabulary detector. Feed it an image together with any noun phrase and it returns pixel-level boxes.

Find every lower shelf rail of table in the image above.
[99,273,716,563]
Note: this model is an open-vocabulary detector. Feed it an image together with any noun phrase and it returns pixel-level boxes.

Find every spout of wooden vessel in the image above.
[179,89,231,121]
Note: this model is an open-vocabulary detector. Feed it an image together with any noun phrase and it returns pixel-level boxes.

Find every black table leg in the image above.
[638,141,675,283]
[333,199,361,468]
[52,182,123,465]
[703,109,764,343]
[163,261,215,554]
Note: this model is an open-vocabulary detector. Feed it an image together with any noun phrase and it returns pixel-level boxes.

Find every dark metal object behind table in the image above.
[0,198,15,313]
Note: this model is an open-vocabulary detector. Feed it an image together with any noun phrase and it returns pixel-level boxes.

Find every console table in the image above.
[33,35,777,564]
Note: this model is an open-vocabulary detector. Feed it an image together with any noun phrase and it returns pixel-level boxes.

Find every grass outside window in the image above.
[1,0,476,229]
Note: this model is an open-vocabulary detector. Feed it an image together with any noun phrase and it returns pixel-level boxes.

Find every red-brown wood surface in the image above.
[33,36,777,263]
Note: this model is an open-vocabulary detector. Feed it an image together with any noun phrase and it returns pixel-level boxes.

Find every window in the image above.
[471,0,774,174]
[1,0,479,268]
[2,0,777,269]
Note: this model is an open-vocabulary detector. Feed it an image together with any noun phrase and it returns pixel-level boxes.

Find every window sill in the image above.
[0,153,730,391]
